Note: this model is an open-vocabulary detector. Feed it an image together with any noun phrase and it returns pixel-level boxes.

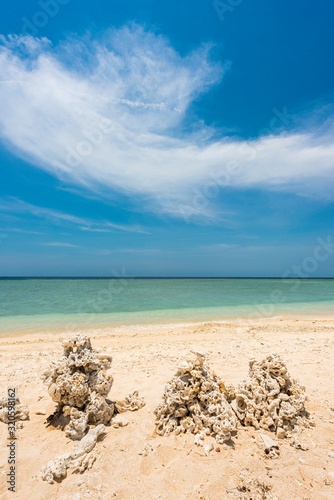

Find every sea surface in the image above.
[0,278,334,334]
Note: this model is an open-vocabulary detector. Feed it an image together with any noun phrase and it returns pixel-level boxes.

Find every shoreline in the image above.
[1,312,334,340]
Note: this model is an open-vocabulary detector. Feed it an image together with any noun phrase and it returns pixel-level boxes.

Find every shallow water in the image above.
[0,278,334,334]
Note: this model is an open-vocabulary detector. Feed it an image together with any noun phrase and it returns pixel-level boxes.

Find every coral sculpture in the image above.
[41,334,146,483]
[43,334,145,438]
[154,351,237,444]
[42,334,114,440]
[41,424,105,483]
[228,354,313,438]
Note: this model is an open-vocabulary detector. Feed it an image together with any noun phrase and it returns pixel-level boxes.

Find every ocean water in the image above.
[0,278,334,334]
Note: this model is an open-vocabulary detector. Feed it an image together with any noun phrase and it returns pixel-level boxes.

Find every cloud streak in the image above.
[202,243,239,250]
[0,26,333,219]
[0,197,147,233]
[42,242,78,247]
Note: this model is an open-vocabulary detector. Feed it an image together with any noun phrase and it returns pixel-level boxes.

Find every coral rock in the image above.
[42,334,114,438]
[41,424,105,483]
[86,394,114,426]
[41,334,146,483]
[63,407,88,440]
[0,396,29,424]
[237,477,272,499]
[154,351,237,443]
[111,416,129,428]
[229,354,313,436]
[276,427,286,439]
[260,433,280,458]
[116,391,146,413]
[41,455,68,484]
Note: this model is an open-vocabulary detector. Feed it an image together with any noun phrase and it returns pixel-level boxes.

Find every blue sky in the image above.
[0,0,333,277]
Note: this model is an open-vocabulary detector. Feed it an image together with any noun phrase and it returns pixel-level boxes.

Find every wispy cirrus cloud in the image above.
[202,243,239,250]
[7,228,45,235]
[95,248,163,256]
[120,248,161,254]
[0,25,333,219]
[0,197,148,234]
[42,242,78,248]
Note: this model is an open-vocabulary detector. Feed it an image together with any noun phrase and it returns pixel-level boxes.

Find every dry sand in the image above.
[0,317,334,499]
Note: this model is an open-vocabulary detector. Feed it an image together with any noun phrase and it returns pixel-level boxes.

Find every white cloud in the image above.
[0,26,333,219]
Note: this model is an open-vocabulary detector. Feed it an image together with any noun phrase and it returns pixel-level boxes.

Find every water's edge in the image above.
[1,278,334,335]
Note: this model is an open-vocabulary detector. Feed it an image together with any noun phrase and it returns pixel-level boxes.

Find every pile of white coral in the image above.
[155,352,313,448]
[42,334,115,440]
[154,351,237,444]
[41,333,145,482]
[42,334,145,440]
[228,354,313,438]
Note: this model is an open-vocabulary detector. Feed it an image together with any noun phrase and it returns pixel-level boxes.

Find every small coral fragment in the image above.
[41,424,105,483]
[236,477,272,500]
[260,433,280,459]
[0,396,29,424]
[115,390,146,413]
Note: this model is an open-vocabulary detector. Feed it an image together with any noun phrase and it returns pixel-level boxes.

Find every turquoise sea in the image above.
[0,278,334,334]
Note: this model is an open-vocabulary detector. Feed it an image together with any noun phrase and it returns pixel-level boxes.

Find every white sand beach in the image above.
[1,317,334,499]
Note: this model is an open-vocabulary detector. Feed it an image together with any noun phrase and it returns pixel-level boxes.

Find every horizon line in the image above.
[0,276,333,280]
